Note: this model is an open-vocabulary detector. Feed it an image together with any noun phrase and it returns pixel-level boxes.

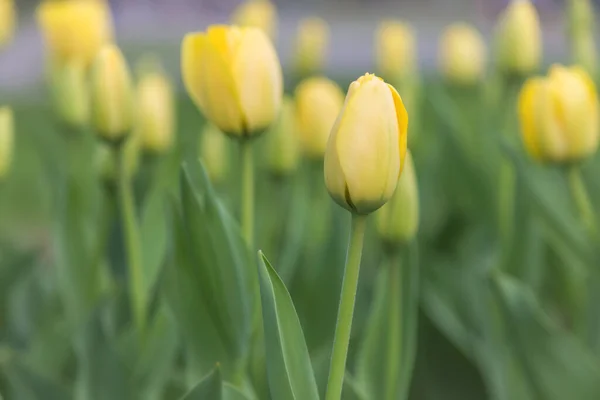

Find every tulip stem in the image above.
[326,214,367,400]
[116,143,146,336]
[568,166,598,239]
[385,253,402,400]
[241,140,255,248]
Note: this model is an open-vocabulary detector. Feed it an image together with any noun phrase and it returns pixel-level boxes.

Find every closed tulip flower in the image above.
[294,17,330,76]
[200,124,229,184]
[267,97,300,176]
[37,0,113,67]
[495,0,541,76]
[182,25,283,139]
[375,20,417,81]
[135,72,175,154]
[295,77,344,159]
[518,65,599,163]
[324,73,408,215]
[0,0,15,48]
[91,44,134,141]
[376,151,419,245]
[231,0,277,40]
[439,23,487,86]
[0,107,13,178]
[51,59,90,129]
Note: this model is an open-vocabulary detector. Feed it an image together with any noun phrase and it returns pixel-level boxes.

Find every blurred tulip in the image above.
[295,77,344,159]
[518,65,599,164]
[231,0,277,40]
[324,73,408,215]
[182,25,283,139]
[375,20,417,82]
[294,17,330,77]
[0,0,15,48]
[96,135,141,182]
[267,96,300,176]
[135,72,175,154]
[50,59,90,129]
[36,0,113,67]
[567,0,597,74]
[0,107,13,178]
[572,33,597,75]
[439,23,487,86]
[495,0,541,76]
[376,150,419,246]
[91,44,134,142]
[200,124,229,184]
[568,0,594,35]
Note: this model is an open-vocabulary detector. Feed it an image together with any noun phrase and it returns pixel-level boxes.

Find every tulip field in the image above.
[2,0,600,399]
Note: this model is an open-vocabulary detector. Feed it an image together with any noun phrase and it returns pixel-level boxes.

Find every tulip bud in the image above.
[376,151,419,246]
[231,0,277,40]
[572,33,597,75]
[518,65,599,164]
[375,20,417,82]
[294,17,330,77]
[36,0,113,67]
[135,72,175,154]
[182,25,283,139]
[91,44,134,142]
[50,59,90,129]
[0,0,16,48]
[266,96,299,176]
[295,77,344,159]
[439,23,487,86]
[567,0,594,36]
[0,107,14,178]
[96,135,141,182]
[495,0,541,76]
[324,73,408,215]
[200,124,229,184]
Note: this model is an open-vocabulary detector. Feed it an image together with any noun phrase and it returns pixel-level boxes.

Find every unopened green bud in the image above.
[200,123,229,184]
[91,44,134,142]
[266,96,299,176]
[50,59,90,129]
[96,135,140,182]
[376,151,419,246]
[0,107,13,178]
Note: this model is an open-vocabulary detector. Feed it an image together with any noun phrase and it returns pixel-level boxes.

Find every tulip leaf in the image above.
[180,367,222,400]
[257,251,320,400]
[0,357,71,400]
[356,242,419,400]
[164,158,253,379]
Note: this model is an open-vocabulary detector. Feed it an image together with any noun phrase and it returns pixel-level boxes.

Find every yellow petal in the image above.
[231,28,283,134]
[518,78,544,160]
[323,112,348,209]
[181,32,208,111]
[388,83,408,176]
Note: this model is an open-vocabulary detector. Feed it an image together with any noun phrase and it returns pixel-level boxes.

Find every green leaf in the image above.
[140,183,169,296]
[356,242,419,400]
[257,251,320,400]
[342,374,368,400]
[180,367,222,400]
[1,357,71,400]
[223,383,252,400]
[164,158,253,378]
[493,274,600,400]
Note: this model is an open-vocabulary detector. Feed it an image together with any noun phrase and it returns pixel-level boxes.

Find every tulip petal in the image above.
[324,113,349,210]
[387,84,408,175]
[182,33,208,111]
[232,28,283,134]
[518,78,544,160]
[335,78,400,213]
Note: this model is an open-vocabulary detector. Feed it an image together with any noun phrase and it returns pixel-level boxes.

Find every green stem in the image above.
[325,214,368,400]
[568,166,598,239]
[241,140,255,248]
[385,254,402,400]
[116,143,146,335]
[498,159,515,249]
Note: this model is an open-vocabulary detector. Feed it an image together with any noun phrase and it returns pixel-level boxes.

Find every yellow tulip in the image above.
[135,72,175,154]
[295,77,344,159]
[267,96,299,176]
[182,25,283,138]
[231,0,277,40]
[495,0,541,76]
[518,65,599,163]
[200,123,229,184]
[0,107,13,178]
[439,23,487,85]
[294,17,330,76]
[91,44,134,141]
[376,150,419,245]
[51,59,90,129]
[36,0,113,67]
[324,73,408,215]
[0,0,16,48]
[375,20,417,81]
